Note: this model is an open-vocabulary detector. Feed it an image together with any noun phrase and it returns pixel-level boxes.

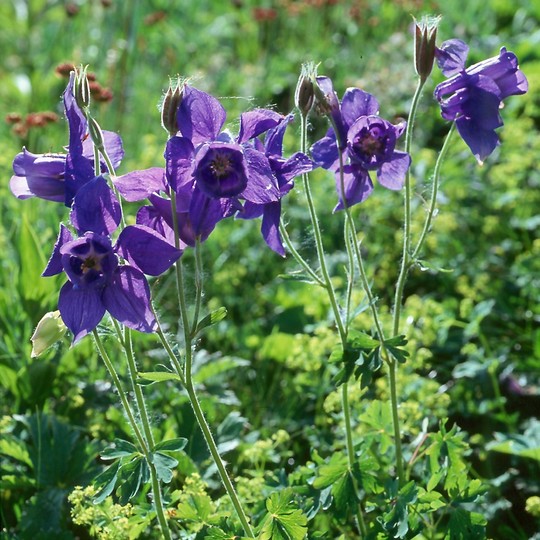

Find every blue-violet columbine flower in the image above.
[43,177,181,343]
[10,73,124,206]
[434,39,528,163]
[114,83,287,247]
[311,76,410,211]
[238,114,313,256]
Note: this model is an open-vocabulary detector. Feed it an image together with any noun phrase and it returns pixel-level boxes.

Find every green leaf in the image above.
[153,451,178,483]
[416,259,454,273]
[118,456,146,504]
[100,438,138,460]
[348,329,380,349]
[383,335,410,364]
[136,370,182,385]
[312,453,359,517]
[277,272,320,285]
[447,508,486,539]
[176,492,213,523]
[154,437,188,453]
[258,490,308,540]
[0,436,32,467]
[93,460,121,503]
[381,480,418,539]
[353,349,383,388]
[194,307,228,335]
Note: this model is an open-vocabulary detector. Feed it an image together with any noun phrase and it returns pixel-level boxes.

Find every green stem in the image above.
[299,113,367,535]
[191,238,203,335]
[299,115,346,342]
[92,331,172,540]
[392,77,425,337]
[390,77,426,486]
[411,123,456,260]
[169,189,254,538]
[279,219,325,286]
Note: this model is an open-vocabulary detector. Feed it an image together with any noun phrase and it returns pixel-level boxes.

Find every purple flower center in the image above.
[61,233,117,288]
[347,116,396,168]
[194,143,248,199]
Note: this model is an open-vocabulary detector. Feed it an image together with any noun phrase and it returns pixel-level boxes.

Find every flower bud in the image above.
[87,115,105,150]
[414,16,440,81]
[294,70,315,117]
[161,81,184,137]
[31,310,67,357]
[73,66,91,112]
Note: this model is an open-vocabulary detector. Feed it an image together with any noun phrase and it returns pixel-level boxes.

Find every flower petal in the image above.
[10,149,66,202]
[116,224,182,276]
[102,266,156,333]
[341,88,379,128]
[237,109,284,143]
[177,85,226,144]
[241,146,280,204]
[334,165,373,211]
[261,201,285,257]
[165,136,195,191]
[114,167,166,202]
[43,224,74,277]
[58,280,106,343]
[310,133,339,170]
[377,151,411,190]
[435,39,469,76]
[70,175,122,236]
[264,114,294,156]
[455,117,500,164]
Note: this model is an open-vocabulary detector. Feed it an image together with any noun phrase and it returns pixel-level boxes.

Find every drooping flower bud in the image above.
[414,15,440,82]
[87,115,105,150]
[73,66,91,112]
[294,64,315,117]
[161,80,184,137]
[31,310,67,357]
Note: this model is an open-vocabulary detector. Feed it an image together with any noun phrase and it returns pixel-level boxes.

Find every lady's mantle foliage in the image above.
[114,83,311,255]
[434,39,528,163]
[311,76,411,211]
[43,177,181,343]
[9,73,124,206]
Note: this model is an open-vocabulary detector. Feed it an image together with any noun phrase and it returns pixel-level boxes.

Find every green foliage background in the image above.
[0,0,539,538]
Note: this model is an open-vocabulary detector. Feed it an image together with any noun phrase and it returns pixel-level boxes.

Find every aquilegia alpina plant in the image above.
[9,14,528,538]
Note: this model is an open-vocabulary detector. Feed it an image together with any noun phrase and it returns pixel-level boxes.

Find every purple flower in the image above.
[43,179,181,343]
[177,84,282,205]
[238,114,313,256]
[434,39,528,163]
[311,77,410,211]
[9,73,124,207]
[114,84,286,247]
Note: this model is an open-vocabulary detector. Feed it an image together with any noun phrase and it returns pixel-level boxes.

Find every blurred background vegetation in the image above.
[1,0,539,538]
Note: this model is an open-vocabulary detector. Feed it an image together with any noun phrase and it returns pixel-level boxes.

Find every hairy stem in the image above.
[92,330,172,539]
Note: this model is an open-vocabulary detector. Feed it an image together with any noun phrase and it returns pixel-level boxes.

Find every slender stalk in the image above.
[298,115,346,342]
[389,77,427,486]
[411,123,456,260]
[279,219,325,285]
[168,189,255,537]
[92,330,172,540]
[298,113,367,535]
[191,238,204,335]
[392,77,426,337]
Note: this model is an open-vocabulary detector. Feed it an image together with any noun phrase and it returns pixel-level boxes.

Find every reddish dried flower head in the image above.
[65,2,79,16]
[94,87,113,103]
[252,7,278,21]
[5,112,22,124]
[55,62,76,78]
